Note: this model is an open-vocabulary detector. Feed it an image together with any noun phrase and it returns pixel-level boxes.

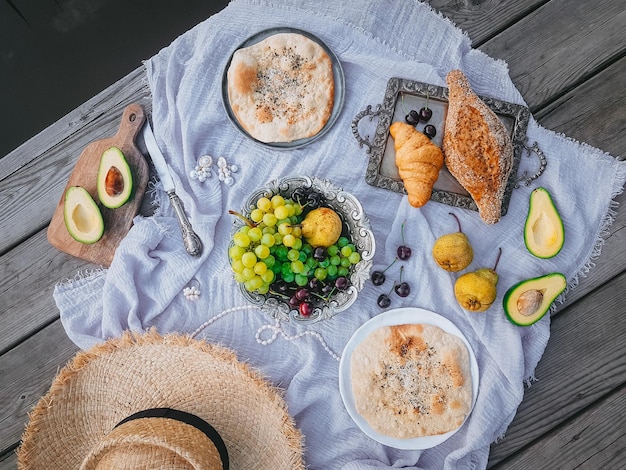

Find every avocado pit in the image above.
[517,289,543,316]
[104,166,125,197]
[96,147,133,209]
[503,272,566,326]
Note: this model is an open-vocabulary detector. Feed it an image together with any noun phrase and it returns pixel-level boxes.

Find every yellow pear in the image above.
[454,248,502,312]
[433,212,473,272]
[301,207,343,247]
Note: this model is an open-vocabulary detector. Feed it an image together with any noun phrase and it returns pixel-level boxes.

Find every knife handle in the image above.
[167,191,203,257]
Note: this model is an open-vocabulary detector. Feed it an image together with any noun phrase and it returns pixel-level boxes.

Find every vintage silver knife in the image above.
[141,120,203,256]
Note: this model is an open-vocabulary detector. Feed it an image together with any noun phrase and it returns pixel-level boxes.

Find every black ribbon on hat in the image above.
[115,408,229,469]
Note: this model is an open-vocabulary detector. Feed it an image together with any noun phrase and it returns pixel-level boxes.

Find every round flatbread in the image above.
[350,323,472,439]
[227,32,334,143]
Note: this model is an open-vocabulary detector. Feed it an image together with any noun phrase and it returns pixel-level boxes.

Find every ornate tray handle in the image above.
[514,141,547,188]
[351,104,383,154]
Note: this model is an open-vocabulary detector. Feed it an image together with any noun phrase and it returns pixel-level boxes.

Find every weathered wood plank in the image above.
[0,449,17,470]
[488,270,626,466]
[554,189,626,311]
[428,0,546,46]
[0,228,93,354]
[536,55,626,160]
[0,68,151,255]
[0,319,79,457]
[491,386,625,469]
[479,0,626,112]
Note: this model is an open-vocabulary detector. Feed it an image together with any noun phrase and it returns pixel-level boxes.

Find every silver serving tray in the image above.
[222,27,345,150]
[229,175,375,323]
[352,77,544,216]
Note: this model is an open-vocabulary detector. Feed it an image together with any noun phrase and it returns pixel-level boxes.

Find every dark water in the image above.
[0,0,229,158]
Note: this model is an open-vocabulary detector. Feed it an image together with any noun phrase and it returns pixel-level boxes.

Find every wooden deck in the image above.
[1,1,624,468]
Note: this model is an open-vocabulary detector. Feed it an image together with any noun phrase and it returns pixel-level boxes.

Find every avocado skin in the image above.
[503,272,566,326]
[524,187,564,259]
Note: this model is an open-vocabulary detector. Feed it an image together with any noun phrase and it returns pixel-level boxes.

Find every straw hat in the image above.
[17,329,305,469]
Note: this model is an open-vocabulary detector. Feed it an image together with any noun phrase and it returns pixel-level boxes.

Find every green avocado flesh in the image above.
[96,146,133,209]
[63,186,104,244]
[503,272,566,326]
[524,187,564,258]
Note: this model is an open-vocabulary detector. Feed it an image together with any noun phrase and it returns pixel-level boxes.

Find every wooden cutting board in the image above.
[47,103,149,266]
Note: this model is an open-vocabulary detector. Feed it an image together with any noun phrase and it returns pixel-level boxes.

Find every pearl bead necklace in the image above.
[191,304,340,361]
[256,319,341,362]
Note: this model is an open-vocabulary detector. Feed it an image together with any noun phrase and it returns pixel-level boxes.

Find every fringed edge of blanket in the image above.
[54,267,107,291]
[146,175,171,218]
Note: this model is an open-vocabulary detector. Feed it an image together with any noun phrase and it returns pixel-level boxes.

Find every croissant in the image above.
[443,69,513,224]
[390,121,444,208]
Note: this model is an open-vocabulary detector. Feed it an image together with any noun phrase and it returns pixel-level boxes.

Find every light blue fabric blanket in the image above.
[55,1,626,468]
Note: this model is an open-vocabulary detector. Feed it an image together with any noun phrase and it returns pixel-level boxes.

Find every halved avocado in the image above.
[63,186,104,244]
[524,187,564,258]
[503,272,566,326]
[96,147,133,209]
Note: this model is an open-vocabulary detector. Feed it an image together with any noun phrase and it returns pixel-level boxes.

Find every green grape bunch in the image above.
[228,190,362,316]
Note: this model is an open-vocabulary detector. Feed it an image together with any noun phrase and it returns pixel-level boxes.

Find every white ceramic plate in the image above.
[339,307,480,449]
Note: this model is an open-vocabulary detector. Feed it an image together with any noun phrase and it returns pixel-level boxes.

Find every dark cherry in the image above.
[370,258,398,286]
[397,221,411,260]
[289,295,301,308]
[308,278,320,291]
[321,283,335,295]
[377,293,391,308]
[313,246,327,261]
[394,266,410,297]
[418,106,433,122]
[274,281,290,295]
[397,245,412,260]
[423,124,437,139]
[377,282,396,309]
[335,277,349,290]
[371,271,386,286]
[299,302,313,317]
[292,188,325,209]
[291,188,307,205]
[295,288,309,301]
[306,192,324,209]
[405,109,420,126]
[395,282,411,297]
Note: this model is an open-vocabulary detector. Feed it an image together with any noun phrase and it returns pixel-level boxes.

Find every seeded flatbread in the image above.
[227,32,334,143]
[351,323,472,439]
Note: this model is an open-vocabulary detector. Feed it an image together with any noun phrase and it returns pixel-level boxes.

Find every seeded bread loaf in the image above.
[443,70,513,224]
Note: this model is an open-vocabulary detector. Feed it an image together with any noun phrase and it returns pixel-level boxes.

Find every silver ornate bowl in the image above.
[229,175,375,323]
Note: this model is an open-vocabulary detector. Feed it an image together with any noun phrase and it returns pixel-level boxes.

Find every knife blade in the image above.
[142,120,203,257]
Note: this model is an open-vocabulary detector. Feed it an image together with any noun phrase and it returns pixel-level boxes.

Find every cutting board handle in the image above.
[115,103,146,146]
